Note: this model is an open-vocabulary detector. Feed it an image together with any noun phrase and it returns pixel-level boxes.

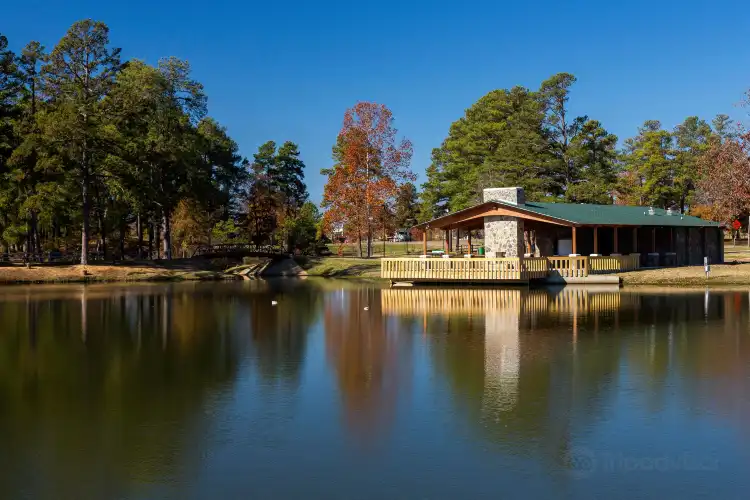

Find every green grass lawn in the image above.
[295,257,382,278]
[327,239,484,258]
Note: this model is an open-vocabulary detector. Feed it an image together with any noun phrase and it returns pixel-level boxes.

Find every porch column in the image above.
[444,230,448,252]
[670,228,674,252]
[572,227,578,255]
[468,231,472,255]
[593,227,598,254]
[633,227,638,253]
[613,227,618,254]
[422,229,427,255]
[652,227,656,253]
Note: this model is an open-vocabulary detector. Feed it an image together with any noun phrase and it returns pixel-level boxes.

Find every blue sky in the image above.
[3,0,749,203]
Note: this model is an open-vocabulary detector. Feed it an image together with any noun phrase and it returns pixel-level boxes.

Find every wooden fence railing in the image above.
[381,257,524,281]
[382,254,640,281]
[547,256,590,277]
[589,254,640,274]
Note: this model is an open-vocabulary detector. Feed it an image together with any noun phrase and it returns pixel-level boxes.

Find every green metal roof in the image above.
[510,201,720,227]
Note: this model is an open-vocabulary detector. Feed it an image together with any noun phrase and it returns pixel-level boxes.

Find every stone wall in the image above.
[484,216,524,257]
[483,187,525,205]
[483,188,525,257]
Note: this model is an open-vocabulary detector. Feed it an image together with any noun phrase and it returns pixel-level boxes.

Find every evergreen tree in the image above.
[394,182,418,228]
[424,86,550,212]
[566,120,618,204]
[673,116,712,212]
[539,72,586,197]
[619,120,677,208]
[273,141,308,214]
[39,20,122,264]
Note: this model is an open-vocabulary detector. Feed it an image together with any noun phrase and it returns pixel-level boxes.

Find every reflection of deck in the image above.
[381,255,639,284]
[381,287,630,317]
[381,288,526,316]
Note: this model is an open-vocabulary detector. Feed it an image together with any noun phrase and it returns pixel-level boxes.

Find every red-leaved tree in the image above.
[698,131,750,224]
[321,102,414,257]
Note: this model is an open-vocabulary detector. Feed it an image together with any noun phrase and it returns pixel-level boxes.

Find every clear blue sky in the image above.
[3,0,749,203]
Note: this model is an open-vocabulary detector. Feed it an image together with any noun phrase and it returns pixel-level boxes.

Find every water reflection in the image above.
[324,287,413,442]
[381,286,750,474]
[0,282,748,498]
[0,283,246,499]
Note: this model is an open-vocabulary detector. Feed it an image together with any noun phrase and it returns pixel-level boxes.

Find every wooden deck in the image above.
[381,254,640,283]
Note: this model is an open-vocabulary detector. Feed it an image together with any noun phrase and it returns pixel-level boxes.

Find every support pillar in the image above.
[670,228,674,252]
[572,227,578,255]
[633,227,638,253]
[593,227,598,255]
[468,231,472,255]
[613,227,619,254]
[422,229,427,255]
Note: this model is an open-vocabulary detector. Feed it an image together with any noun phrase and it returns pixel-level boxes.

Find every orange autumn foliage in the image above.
[321,102,414,256]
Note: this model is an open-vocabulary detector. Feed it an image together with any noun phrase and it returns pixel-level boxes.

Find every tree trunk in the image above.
[357,232,363,258]
[81,171,90,265]
[163,210,172,260]
[155,219,161,259]
[119,218,126,260]
[136,213,143,259]
[148,222,154,260]
[99,209,107,261]
[31,212,40,256]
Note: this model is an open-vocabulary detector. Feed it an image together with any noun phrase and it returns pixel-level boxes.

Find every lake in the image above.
[1,281,749,499]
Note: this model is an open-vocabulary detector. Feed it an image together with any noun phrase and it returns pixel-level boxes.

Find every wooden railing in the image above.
[381,254,641,282]
[547,256,589,277]
[381,257,524,281]
[589,254,640,274]
[521,257,549,279]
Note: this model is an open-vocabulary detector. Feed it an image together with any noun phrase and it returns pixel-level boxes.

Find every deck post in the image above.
[652,227,656,253]
[572,226,577,255]
[670,227,674,252]
[593,226,598,254]
[633,227,638,253]
[422,229,427,255]
[613,227,618,254]
[444,230,448,252]
[468,230,472,255]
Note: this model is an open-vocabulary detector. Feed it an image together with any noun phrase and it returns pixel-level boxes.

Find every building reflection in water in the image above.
[380,286,750,466]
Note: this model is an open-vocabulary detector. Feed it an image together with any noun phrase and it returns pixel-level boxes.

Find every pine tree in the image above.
[566,120,618,204]
[394,182,418,229]
[39,20,122,264]
[424,85,551,211]
[619,120,677,208]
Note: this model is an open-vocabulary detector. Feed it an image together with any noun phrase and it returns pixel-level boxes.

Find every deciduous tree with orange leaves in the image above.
[321,102,414,257]
[698,130,750,226]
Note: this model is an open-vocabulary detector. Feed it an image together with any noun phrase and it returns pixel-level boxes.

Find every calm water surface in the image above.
[1,281,749,499]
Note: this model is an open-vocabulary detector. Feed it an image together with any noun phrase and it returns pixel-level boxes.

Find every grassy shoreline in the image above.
[3,253,750,287]
[0,262,235,285]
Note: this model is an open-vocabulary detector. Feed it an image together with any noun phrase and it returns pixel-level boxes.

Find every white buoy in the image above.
[271,300,278,306]
[364,306,369,311]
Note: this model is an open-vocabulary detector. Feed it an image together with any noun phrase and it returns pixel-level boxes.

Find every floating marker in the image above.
[364,306,369,311]
[271,300,278,306]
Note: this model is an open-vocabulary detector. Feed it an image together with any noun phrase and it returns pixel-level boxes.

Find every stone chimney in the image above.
[483,187,525,205]
[482,187,525,258]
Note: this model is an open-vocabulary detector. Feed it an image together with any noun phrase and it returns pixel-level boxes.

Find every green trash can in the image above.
[478,246,485,256]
